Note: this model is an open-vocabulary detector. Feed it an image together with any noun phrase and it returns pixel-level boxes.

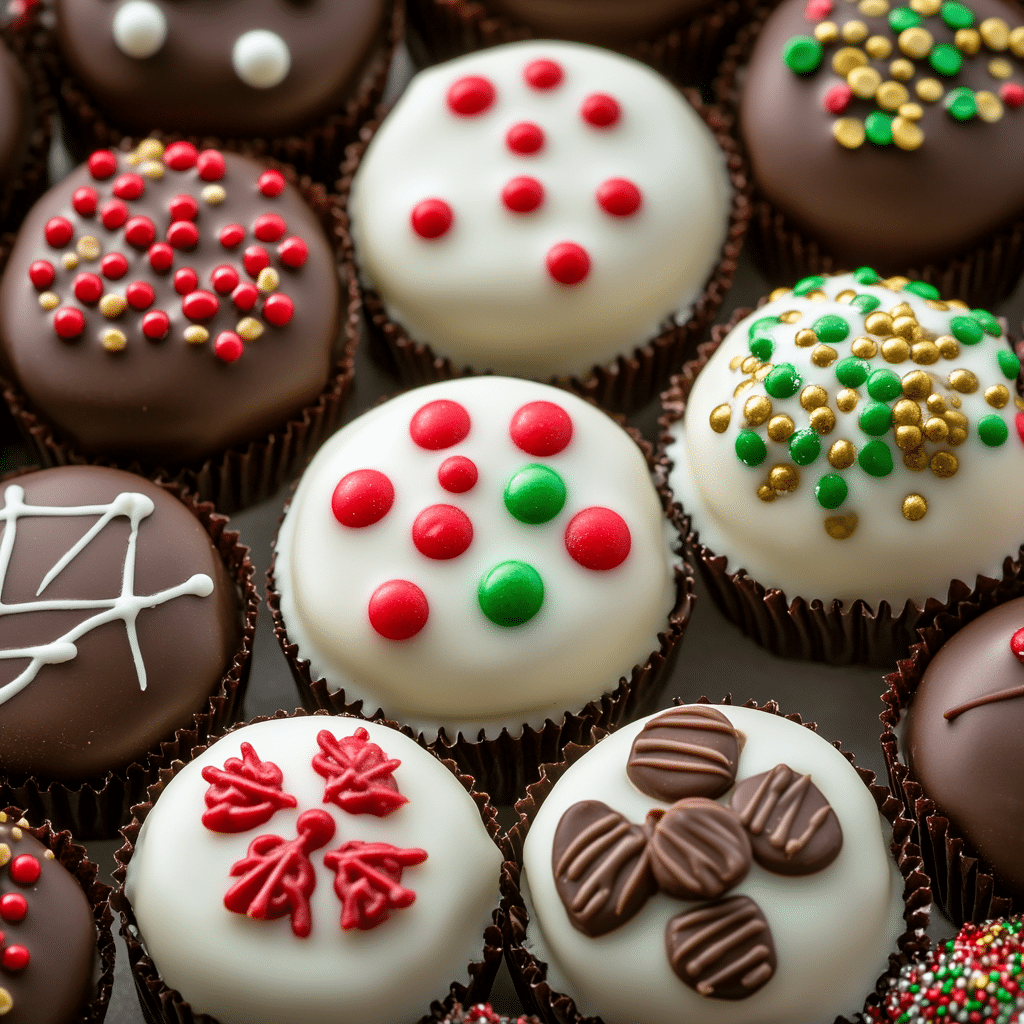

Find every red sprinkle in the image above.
[368,580,429,640]
[1001,81,1024,108]
[1,945,29,972]
[596,177,642,217]
[824,83,853,114]
[581,93,621,128]
[510,401,573,456]
[87,149,118,180]
[9,854,40,886]
[112,172,145,200]
[1017,411,1024,444]
[164,141,198,171]
[506,121,545,155]
[410,198,453,240]
[168,193,199,221]
[28,260,55,290]
[412,504,473,560]
[44,216,73,248]
[546,241,591,285]
[210,264,240,294]
[1011,626,1024,662]
[447,75,496,116]
[142,309,170,339]
[219,223,246,248]
[410,399,471,450]
[196,148,226,181]
[564,507,631,570]
[253,213,287,242]
[263,293,294,326]
[502,176,544,214]
[805,0,833,18]
[278,236,308,268]
[214,331,244,362]
[524,58,563,90]
[54,307,85,339]
[438,455,477,493]
[332,468,395,527]
[72,186,99,216]
[182,289,219,320]
[101,252,129,279]
[101,199,129,230]
[243,245,270,277]
[124,216,157,248]
[232,282,259,311]
[0,894,27,923]
[258,169,286,197]
[73,272,103,304]
[174,267,199,295]
[167,220,200,250]
[148,242,174,273]
[126,281,155,310]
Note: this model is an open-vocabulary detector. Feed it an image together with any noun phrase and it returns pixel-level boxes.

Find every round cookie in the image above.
[521,704,905,1024]
[0,465,241,782]
[53,0,388,138]
[665,270,1024,609]
[348,40,731,378]
[123,716,503,1024]
[273,377,677,732]
[740,0,1024,271]
[0,139,340,467]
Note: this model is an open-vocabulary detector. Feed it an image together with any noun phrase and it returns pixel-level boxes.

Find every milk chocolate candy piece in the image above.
[647,797,751,900]
[665,895,777,1000]
[730,764,843,876]
[552,799,657,937]
[626,705,740,802]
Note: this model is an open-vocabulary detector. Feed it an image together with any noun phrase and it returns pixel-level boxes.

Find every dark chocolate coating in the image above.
[54,0,386,138]
[487,0,707,43]
[741,0,1024,270]
[0,41,30,187]
[0,148,338,466]
[0,466,241,781]
[904,595,1024,895]
[730,764,842,876]
[0,819,96,1024]
[627,704,740,802]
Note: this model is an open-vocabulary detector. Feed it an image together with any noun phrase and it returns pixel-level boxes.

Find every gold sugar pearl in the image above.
[769,464,799,492]
[62,253,79,270]
[986,384,1010,408]
[76,235,100,261]
[926,393,947,413]
[758,484,777,503]
[257,268,280,294]
[734,379,755,397]
[911,0,940,10]
[902,494,928,521]
[931,451,959,477]
[949,427,968,445]
[99,294,126,318]
[936,335,960,358]
[865,34,893,59]
[710,404,732,432]
[44,850,54,860]
[140,160,164,180]
[768,287,790,301]
[899,102,924,120]
[202,184,226,205]
[800,385,828,410]
[729,354,744,370]
[184,325,209,344]
[125,151,142,166]
[741,355,761,373]
[882,338,912,362]
[981,16,1010,50]
[895,424,923,450]
[890,58,916,80]
[947,298,970,309]
[902,370,933,399]
[812,344,838,366]
[745,395,772,425]
[816,20,840,42]
[916,77,944,101]
[779,309,802,323]
[795,328,819,346]
[833,46,869,75]
[809,406,837,433]
[1010,24,1024,56]
[944,409,969,429]
[1017,395,1024,411]
[989,57,1013,78]
[911,340,940,363]
[137,138,164,161]
[101,328,127,352]
[806,290,828,301]
[0,989,12,1015]
[828,439,857,469]
[861,0,890,13]
[38,292,58,310]
[754,364,771,380]
[833,118,866,148]
[0,844,9,867]
[926,298,950,311]
[892,315,918,338]
[976,90,1004,122]
[904,447,929,471]
[843,18,869,42]
[893,398,922,425]
[824,513,859,540]
[892,116,925,149]
[956,27,981,53]
[834,290,857,304]
[890,302,914,317]
[865,311,893,335]
[237,317,264,341]
[899,26,933,58]
[767,414,796,442]
[836,388,860,412]
[948,368,979,393]
[876,80,909,110]
[851,336,878,358]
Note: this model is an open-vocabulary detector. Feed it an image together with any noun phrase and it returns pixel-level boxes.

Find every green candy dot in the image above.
[865,111,894,146]
[853,267,879,285]
[858,439,894,477]
[979,415,1009,447]
[944,85,975,119]
[835,356,871,387]
[889,6,921,30]
[750,336,774,360]
[793,274,826,296]
[504,464,566,525]
[789,428,821,466]
[765,362,802,399]
[941,0,974,26]
[815,473,848,510]
[997,348,1021,380]
[970,308,1001,336]
[950,314,984,345]
[478,560,543,627]
[905,280,940,299]
[748,316,779,359]
[736,430,767,467]
[851,293,881,313]
[867,368,902,401]
[783,35,823,74]
[812,313,850,343]
[859,400,893,436]
[933,43,965,76]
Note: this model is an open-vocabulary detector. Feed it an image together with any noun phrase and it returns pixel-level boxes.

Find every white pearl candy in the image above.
[231,29,291,89]
[111,0,167,59]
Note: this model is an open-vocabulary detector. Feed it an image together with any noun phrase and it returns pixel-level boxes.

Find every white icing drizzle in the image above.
[0,485,214,705]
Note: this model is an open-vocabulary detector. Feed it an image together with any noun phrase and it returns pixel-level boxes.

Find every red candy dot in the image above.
[1011,626,1024,662]
[438,455,478,493]
[510,401,572,456]
[263,293,294,326]
[174,267,198,294]
[564,507,631,570]
[1001,82,1024,108]
[210,264,239,294]
[411,198,454,240]
[278,236,308,268]
[0,893,27,922]
[196,148,226,181]
[72,186,99,216]
[410,399,471,450]
[220,223,246,248]
[112,172,145,200]
[824,83,852,114]
[412,504,473,560]
[1016,412,1024,444]
[332,469,395,527]
[447,75,496,116]
[232,282,259,311]
[805,0,833,18]
[169,193,199,221]
[124,216,156,248]
[88,149,118,179]
[596,178,642,217]
[502,176,544,214]
[148,242,174,273]
[243,245,270,277]
[54,307,86,339]
[546,241,590,285]
[167,220,200,250]
[506,121,545,155]
[258,169,286,197]
[73,272,103,304]
[142,309,170,339]
[44,217,73,248]
[214,331,244,362]
[28,260,54,289]
[10,854,40,886]
[182,290,219,320]
[1,945,29,971]
[524,58,563,90]
[101,252,129,279]
[581,93,621,128]
[164,141,198,171]
[254,213,287,242]
[126,281,155,310]
[368,580,428,640]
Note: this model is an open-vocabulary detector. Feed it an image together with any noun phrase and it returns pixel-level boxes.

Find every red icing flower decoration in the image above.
[323,840,428,930]
[312,727,408,816]
[201,741,298,833]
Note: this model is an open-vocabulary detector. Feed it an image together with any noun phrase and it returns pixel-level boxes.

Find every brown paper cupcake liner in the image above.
[881,594,1024,925]
[657,310,1024,667]
[500,695,932,1024]
[337,94,752,415]
[38,0,403,184]
[0,478,258,840]
[110,707,505,1024]
[713,8,1024,310]
[0,166,361,515]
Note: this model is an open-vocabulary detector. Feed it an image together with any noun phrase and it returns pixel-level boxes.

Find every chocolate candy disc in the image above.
[626,705,741,802]
[729,764,843,875]
[646,798,751,900]
[552,800,657,937]
[665,895,777,1000]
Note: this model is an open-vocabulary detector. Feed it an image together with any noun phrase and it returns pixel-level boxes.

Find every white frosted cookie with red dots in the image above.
[273,377,676,733]
[348,40,731,378]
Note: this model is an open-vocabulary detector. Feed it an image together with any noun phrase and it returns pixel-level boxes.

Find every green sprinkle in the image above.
[736,430,767,467]
[941,0,974,27]
[765,362,802,398]
[865,111,894,146]
[793,274,826,296]
[933,44,965,77]
[944,85,976,119]
[997,348,1020,380]
[851,293,881,313]
[478,560,544,628]
[836,356,871,387]
[858,439,894,477]
[867,368,902,401]
[748,316,779,360]
[979,414,1009,447]
[812,313,850,344]
[504,464,567,525]
[853,266,879,284]
[783,35,823,74]
[889,6,921,31]
[859,400,893,436]
[970,308,1001,336]
[950,314,984,344]
[815,473,848,509]
[789,428,821,466]
[905,280,940,299]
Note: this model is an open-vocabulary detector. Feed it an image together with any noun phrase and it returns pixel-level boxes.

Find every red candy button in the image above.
[214,331,244,362]
[174,267,199,295]
[72,186,98,216]
[258,169,286,197]
[596,178,642,217]
[332,469,395,528]
[196,149,226,181]
[368,580,429,640]
[546,242,590,285]
[506,121,545,155]
[126,281,155,310]
[182,290,219,320]
[28,260,54,289]
[53,307,85,339]
[263,293,294,326]
[447,75,496,116]
[112,172,145,200]
[169,193,199,221]
[524,58,563,90]
[101,252,129,279]
[254,213,287,242]
[210,265,240,294]
[278,236,308,268]
[412,504,473,560]
[438,456,478,493]
[44,217,73,248]
[88,149,118,179]
[510,401,572,456]
[581,93,621,128]
[164,141,198,170]
[409,400,471,449]
[142,309,170,339]
[167,220,200,250]
[564,507,631,570]
[502,176,544,214]
[148,242,174,272]
[411,199,454,240]
[124,216,157,248]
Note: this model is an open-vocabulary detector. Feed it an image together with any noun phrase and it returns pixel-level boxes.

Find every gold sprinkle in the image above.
[137,138,164,161]
[892,116,925,150]
[809,406,836,433]
[101,328,127,352]
[38,292,59,311]
[861,0,890,13]
[767,414,796,442]
[257,267,280,294]
[734,379,755,397]
[828,439,857,469]
[816,20,840,42]
[710,404,732,433]
[768,287,790,302]
[902,494,927,521]
[13,820,25,831]
[184,325,209,345]
[141,160,164,180]
[890,57,915,80]
[865,311,893,335]
[898,102,924,120]
[744,395,772,426]
[807,290,828,302]
[202,184,226,205]
[799,386,827,411]
[824,513,859,540]
[237,317,264,341]
[849,65,882,98]
[931,451,959,477]
[892,315,918,338]
[76,235,101,261]
[911,340,940,364]
[833,46,869,75]
[989,57,1013,79]
[902,370,933,399]
[904,447,929,471]
[836,388,860,412]
[754,364,771,380]
[947,298,970,309]
[876,80,909,110]
[890,302,914,317]
[0,845,9,867]
[955,27,981,54]
[0,812,8,822]
[833,118,866,148]
[811,344,838,366]
[980,16,1010,50]
[729,355,744,370]
[948,368,979,393]
[865,34,894,59]
[895,424,923,450]
[0,988,11,1015]
[1010,24,1024,56]
[835,290,857,304]
[976,90,1004,122]
[795,328,819,347]
[125,151,142,166]
[944,409,969,430]
[779,309,802,323]
[99,294,126,318]
[926,298,950,311]
[851,336,878,358]
[882,338,912,362]
[916,77,944,102]
[44,850,54,860]
[899,26,933,58]
[741,355,760,373]
[936,335,960,358]
[923,416,950,442]
[757,484,777,503]
[769,464,799,492]
[927,393,948,413]
[893,399,922,425]
[985,384,1010,408]
[911,0,940,10]
[1015,395,1024,410]
[949,427,968,445]
[843,18,869,42]
[62,253,79,270]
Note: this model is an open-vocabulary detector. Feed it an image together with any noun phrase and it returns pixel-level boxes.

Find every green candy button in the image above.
[865,111,894,146]
[736,430,768,467]
[793,274,826,296]
[970,308,1001,337]
[836,356,871,388]
[858,439,894,477]
[889,6,921,31]
[867,368,902,402]
[859,401,893,436]
[997,348,1021,380]
[812,314,850,344]
[950,314,984,345]
[905,281,940,299]
[478,561,544,627]
[851,294,881,313]
[748,316,779,360]
[941,1,974,29]
[765,363,802,399]
[932,44,965,77]
[504,464,566,525]
[789,428,821,466]
[853,267,879,285]
[783,35,823,74]
[944,85,976,120]
[815,473,848,510]
[979,415,1009,447]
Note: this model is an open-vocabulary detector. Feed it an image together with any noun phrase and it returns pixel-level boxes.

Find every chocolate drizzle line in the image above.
[630,706,737,776]
[737,765,827,856]
[944,682,1024,720]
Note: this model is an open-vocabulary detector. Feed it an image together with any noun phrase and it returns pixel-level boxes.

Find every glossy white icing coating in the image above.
[666,273,1024,608]
[522,705,905,1024]
[348,40,731,378]
[274,377,676,734]
[125,716,502,1024]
